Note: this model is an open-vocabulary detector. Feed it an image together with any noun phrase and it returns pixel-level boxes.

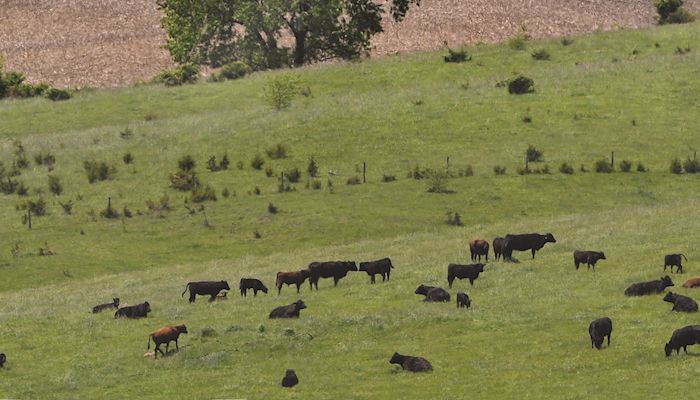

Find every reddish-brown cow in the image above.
[469,239,489,262]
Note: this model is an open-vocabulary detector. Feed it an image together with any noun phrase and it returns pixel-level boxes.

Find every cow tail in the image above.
[181,283,190,297]
[681,254,688,261]
[275,273,282,288]
[147,334,152,350]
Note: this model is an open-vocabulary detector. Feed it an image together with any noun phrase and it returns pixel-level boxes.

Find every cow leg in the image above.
[189,293,196,303]
[277,285,282,295]
[370,275,376,284]
[469,278,474,286]
[485,252,488,262]
[253,289,258,297]
[175,339,179,350]
[240,289,245,297]
[209,295,216,302]
[607,333,611,346]
[386,271,390,281]
[448,278,453,289]
[334,277,340,286]
[531,249,536,259]
[166,342,170,352]
[296,283,301,293]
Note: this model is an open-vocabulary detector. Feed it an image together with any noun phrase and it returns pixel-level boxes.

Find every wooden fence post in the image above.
[610,151,615,168]
[27,209,32,229]
[363,161,366,183]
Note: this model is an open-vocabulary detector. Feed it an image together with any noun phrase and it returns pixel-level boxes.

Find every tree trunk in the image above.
[293,30,307,67]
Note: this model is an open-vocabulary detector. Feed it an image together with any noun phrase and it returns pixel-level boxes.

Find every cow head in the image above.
[415,285,432,296]
[260,283,269,294]
[475,263,485,272]
[294,300,307,310]
[176,325,188,334]
[359,262,368,272]
[661,276,674,288]
[346,261,358,272]
[544,233,556,243]
[598,252,606,260]
[665,342,673,357]
[300,269,310,278]
[592,332,604,349]
[663,292,676,303]
[113,298,120,307]
[389,352,404,365]
[221,280,231,291]
[144,301,151,312]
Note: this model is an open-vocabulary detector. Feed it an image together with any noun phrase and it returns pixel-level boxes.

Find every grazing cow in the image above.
[181,280,231,303]
[239,278,268,297]
[92,297,120,313]
[276,270,310,295]
[682,277,700,288]
[269,300,307,319]
[415,284,450,302]
[503,233,556,261]
[456,292,471,309]
[665,325,700,356]
[588,317,613,349]
[664,254,688,274]
[493,237,506,261]
[663,292,698,312]
[281,369,299,387]
[148,325,188,359]
[114,302,151,319]
[308,261,357,290]
[624,276,674,296]
[359,258,394,284]
[389,352,433,372]
[573,251,607,271]
[447,263,485,288]
[0,353,5,368]
[469,239,489,262]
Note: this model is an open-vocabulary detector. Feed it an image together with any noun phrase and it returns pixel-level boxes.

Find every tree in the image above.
[156,0,420,69]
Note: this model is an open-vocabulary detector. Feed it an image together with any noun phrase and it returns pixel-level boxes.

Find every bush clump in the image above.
[637,163,648,172]
[427,170,453,193]
[171,155,200,191]
[251,154,265,170]
[493,165,507,175]
[444,45,471,63]
[264,75,299,110]
[307,156,319,178]
[206,154,229,172]
[213,61,250,81]
[559,162,574,174]
[190,184,218,203]
[83,160,116,183]
[508,75,535,94]
[0,66,70,101]
[656,0,695,24]
[508,27,529,50]
[123,153,134,165]
[682,157,700,173]
[531,49,551,60]
[619,160,633,172]
[21,198,47,216]
[670,158,683,174]
[526,145,543,162]
[285,167,301,183]
[311,180,322,190]
[265,143,288,159]
[382,174,396,182]
[267,203,278,214]
[347,176,361,185]
[154,63,199,86]
[446,210,463,226]
[48,175,62,195]
[595,159,613,173]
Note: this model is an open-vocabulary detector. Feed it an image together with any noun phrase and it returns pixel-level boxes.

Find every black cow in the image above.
[281,369,299,387]
[415,284,450,302]
[239,278,268,297]
[276,270,310,295]
[389,352,432,372]
[663,292,698,312]
[92,297,120,313]
[456,292,471,309]
[664,254,687,274]
[573,251,606,271]
[359,258,394,283]
[447,263,485,288]
[493,237,506,261]
[665,325,700,356]
[114,302,151,319]
[624,276,674,296]
[308,261,357,290]
[181,281,231,303]
[269,300,307,319]
[503,233,556,261]
[469,239,489,262]
[0,353,5,368]
[588,317,612,349]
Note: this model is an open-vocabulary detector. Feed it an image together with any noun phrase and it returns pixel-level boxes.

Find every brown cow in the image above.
[276,270,310,295]
[682,277,700,288]
[469,239,489,262]
[148,325,188,359]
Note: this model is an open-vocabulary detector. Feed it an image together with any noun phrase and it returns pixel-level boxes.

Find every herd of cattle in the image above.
[2,233,698,380]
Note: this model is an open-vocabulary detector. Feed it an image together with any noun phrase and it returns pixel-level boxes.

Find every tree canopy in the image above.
[156,0,420,69]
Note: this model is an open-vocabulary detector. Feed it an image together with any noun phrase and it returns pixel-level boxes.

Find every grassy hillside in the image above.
[1,23,700,399]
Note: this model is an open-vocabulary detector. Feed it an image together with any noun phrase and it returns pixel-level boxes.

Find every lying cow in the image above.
[574,251,606,271]
[148,325,188,359]
[281,369,299,388]
[181,280,231,303]
[359,258,394,283]
[664,254,687,274]
[503,233,556,261]
[269,300,307,319]
[663,292,698,312]
[415,284,450,302]
[92,297,119,313]
[308,261,357,290]
[665,325,700,356]
[447,263,485,288]
[456,292,471,309]
[115,301,151,319]
[682,277,700,288]
[469,239,489,262]
[624,275,674,296]
[0,353,5,368]
[588,317,612,349]
[239,278,268,297]
[492,237,506,261]
[276,269,310,295]
[389,352,433,372]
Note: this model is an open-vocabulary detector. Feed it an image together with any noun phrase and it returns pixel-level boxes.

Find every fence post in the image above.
[27,209,32,229]
[363,161,366,183]
[611,151,615,168]
[446,156,450,172]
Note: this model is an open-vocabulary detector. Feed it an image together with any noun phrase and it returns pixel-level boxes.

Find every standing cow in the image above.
[503,233,556,261]
[664,254,687,274]
[588,317,612,349]
[573,250,606,271]
[493,237,506,261]
[359,258,394,283]
[276,270,310,295]
[469,239,489,262]
[447,263,485,288]
[239,278,268,297]
[665,325,700,356]
[181,281,231,303]
[308,261,357,290]
[148,325,188,359]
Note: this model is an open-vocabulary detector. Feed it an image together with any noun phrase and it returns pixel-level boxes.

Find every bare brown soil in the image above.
[0,0,697,88]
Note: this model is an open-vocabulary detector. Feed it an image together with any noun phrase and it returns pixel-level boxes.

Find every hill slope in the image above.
[1,0,698,87]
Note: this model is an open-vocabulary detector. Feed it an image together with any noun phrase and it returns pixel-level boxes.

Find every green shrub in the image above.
[531,49,551,60]
[427,170,452,193]
[508,75,535,94]
[267,203,278,214]
[48,175,62,195]
[265,143,288,159]
[44,88,71,101]
[307,156,319,177]
[595,159,613,173]
[16,182,28,196]
[264,75,299,110]
[407,165,430,180]
[123,153,134,164]
[178,155,195,172]
[311,180,322,190]
[446,210,463,226]
[444,47,471,63]
[217,61,250,81]
[14,143,29,169]
[493,165,507,175]
[656,0,695,24]
[561,37,574,46]
[559,163,574,174]
[382,174,396,182]
[670,158,683,174]
[21,198,47,216]
[508,29,528,50]
[191,184,218,203]
[170,170,200,191]
[83,160,115,183]
[682,157,700,173]
[637,163,648,172]
[251,154,265,170]
[59,200,73,215]
[154,63,199,86]
[222,188,231,198]
[265,166,274,177]
[100,200,120,219]
[526,145,543,162]
[285,167,301,183]
[619,160,633,172]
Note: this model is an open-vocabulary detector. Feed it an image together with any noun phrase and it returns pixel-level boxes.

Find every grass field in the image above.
[1,23,700,399]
